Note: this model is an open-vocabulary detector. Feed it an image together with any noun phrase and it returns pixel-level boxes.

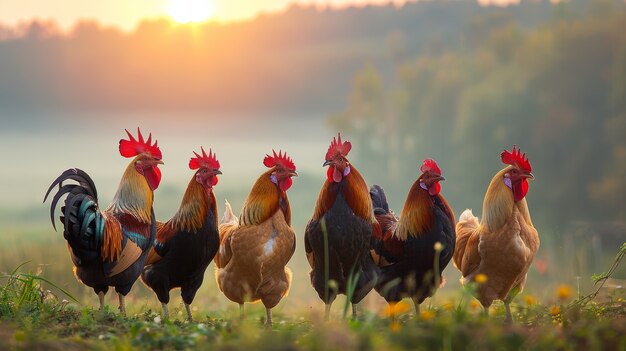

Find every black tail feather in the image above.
[44,169,98,231]
[370,184,389,214]
[44,168,103,264]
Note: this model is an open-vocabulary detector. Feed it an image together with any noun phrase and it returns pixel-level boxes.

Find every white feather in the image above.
[221,199,238,225]
[459,208,476,222]
[263,238,275,256]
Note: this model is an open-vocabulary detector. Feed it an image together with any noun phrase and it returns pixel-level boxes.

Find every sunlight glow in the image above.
[168,0,214,24]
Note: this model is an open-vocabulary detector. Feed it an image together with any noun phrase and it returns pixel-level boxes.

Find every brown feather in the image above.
[312,165,375,223]
[215,222,237,268]
[396,182,434,240]
[161,177,217,237]
[239,169,290,227]
[101,214,123,262]
[145,247,162,265]
[454,166,540,307]
[107,239,142,277]
[216,209,295,306]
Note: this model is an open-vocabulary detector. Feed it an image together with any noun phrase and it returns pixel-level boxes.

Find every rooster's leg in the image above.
[185,303,193,322]
[504,302,512,324]
[161,303,169,320]
[324,303,331,321]
[98,292,105,311]
[351,303,358,319]
[118,293,126,315]
[265,308,272,327]
[239,304,245,320]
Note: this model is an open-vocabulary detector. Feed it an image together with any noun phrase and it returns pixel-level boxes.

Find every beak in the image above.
[523,172,534,180]
[437,176,445,182]
[155,159,164,165]
[289,171,298,177]
[323,160,332,167]
[215,170,223,175]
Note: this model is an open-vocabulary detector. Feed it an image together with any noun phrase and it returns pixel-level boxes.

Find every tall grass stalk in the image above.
[342,266,360,320]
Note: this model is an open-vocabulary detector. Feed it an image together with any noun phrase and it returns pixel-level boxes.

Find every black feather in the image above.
[48,184,78,230]
[369,185,389,213]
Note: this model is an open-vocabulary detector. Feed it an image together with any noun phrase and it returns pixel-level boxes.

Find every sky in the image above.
[0,0,421,31]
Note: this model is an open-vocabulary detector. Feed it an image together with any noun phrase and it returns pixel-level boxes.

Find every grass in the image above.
[0,243,624,350]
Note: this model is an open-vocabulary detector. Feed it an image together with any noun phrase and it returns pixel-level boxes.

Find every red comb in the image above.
[263,150,296,171]
[325,133,352,160]
[119,128,162,159]
[501,145,532,172]
[189,147,220,170]
[420,158,442,175]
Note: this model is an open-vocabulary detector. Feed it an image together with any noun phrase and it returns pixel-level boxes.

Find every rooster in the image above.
[304,134,380,319]
[215,150,297,327]
[369,159,455,313]
[142,147,221,321]
[44,128,163,314]
[453,146,539,322]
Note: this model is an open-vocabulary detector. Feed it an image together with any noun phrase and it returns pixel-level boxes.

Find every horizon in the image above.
[0,0,528,32]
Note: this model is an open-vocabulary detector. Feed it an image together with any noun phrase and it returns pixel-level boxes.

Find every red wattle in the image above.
[333,167,343,183]
[144,166,162,191]
[206,175,218,188]
[326,167,335,183]
[429,181,441,196]
[279,177,293,191]
[513,179,529,202]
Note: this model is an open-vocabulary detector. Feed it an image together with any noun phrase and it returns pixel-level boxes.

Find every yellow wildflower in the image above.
[549,305,561,316]
[469,300,481,311]
[556,284,573,301]
[524,295,536,306]
[420,310,436,321]
[383,301,410,318]
[433,242,443,251]
[442,301,455,311]
[390,321,402,332]
[475,274,488,284]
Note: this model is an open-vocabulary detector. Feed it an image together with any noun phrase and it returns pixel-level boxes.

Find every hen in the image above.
[453,146,539,322]
[215,150,297,327]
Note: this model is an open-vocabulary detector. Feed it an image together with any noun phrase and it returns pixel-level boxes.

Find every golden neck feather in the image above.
[396,181,433,240]
[312,165,375,223]
[481,167,533,232]
[106,157,153,223]
[240,169,287,226]
[170,177,215,233]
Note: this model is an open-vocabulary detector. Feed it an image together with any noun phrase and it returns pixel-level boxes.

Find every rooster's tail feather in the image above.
[221,199,238,226]
[44,168,104,265]
[453,209,479,271]
[369,184,390,215]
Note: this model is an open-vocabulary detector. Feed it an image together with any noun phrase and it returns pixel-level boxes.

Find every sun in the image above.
[168,0,215,24]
